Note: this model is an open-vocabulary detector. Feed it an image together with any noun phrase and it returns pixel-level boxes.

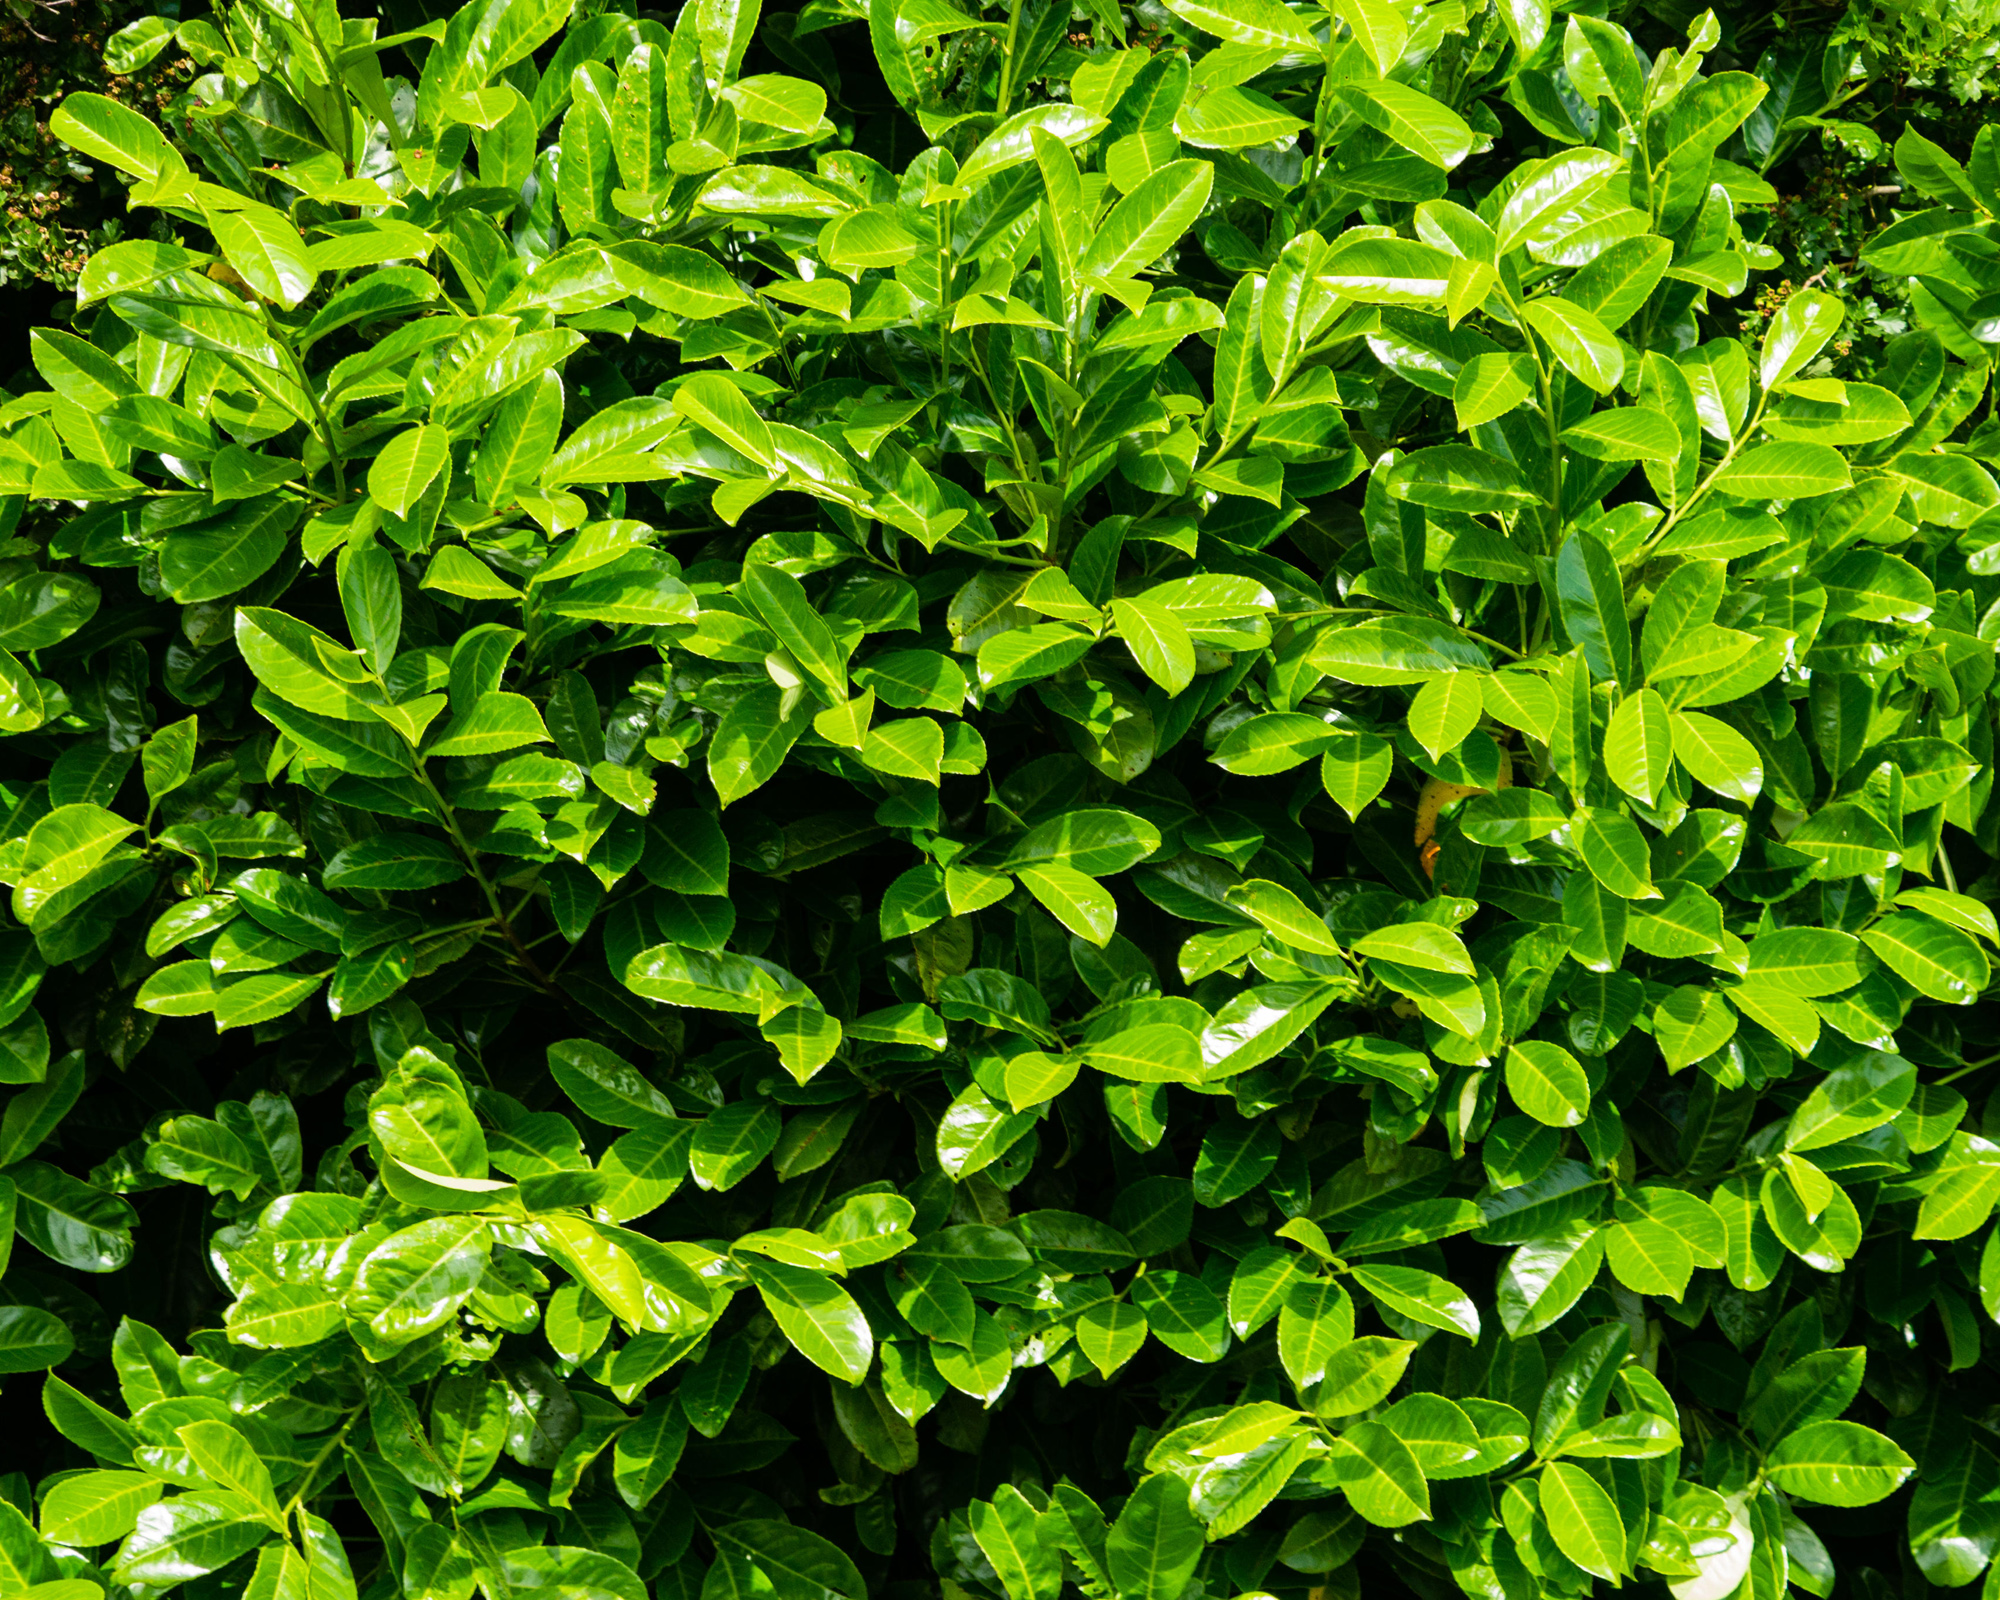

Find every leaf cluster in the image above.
[0,0,1997,1598]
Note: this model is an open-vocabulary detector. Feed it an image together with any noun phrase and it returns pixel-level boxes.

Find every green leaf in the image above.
[368,425,451,519]
[741,562,849,701]
[1712,441,1852,498]
[1495,150,1622,256]
[1760,288,1846,389]
[40,1470,162,1546]
[50,92,179,181]
[712,1521,867,1600]
[977,624,1096,690]
[0,1305,74,1373]
[1320,732,1395,821]
[1565,235,1671,329]
[1332,1420,1430,1527]
[14,1161,135,1272]
[1353,921,1473,976]
[323,833,464,890]
[1177,86,1306,151]
[346,1215,491,1355]
[111,1491,263,1586]
[1347,1265,1478,1339]
[1017,863,1117,946]
[1861,914,1987,1004]
[1105,1474,1204,1600]
[177,1420,281,1522]
[611,1398,689,1511]
[709,686,810,806]
[610,242,748,318]
[1087,1024,1201,1083]
[1017,1210,1137,1273]
[1792,1040,1912,1160]
[1654,983,1736,1071]
[1505,1041,1591,1128]
[227,1284,343,1349]
[1278,1278,1354,1389]
[1604,688,1672,805]
[1214,712,1339,774]
[1555,531,1632,683]
[1319,236,1455,306]
[1574,809,1656,899]
[1453,352,1535,429]
[1388,444,1539,511]
[1406,672,1483,762]
[957,104,1107,190]
[1669,711,1763,803]
[1764,1421,1914,1506]
[1006,810,1163,876]
[741,1258,873,1384]
[1538,1462,1627,1580]
[1497,1226,1603,1335]
[1329,0,1408,73]
[971,1485,1063,1600]
[1314,1334,1417,1414]
[1078,161,1214,285]
[1563,408,1681,463]
[1226,879,1341,956]
[1820,548,1935,624]
[1111,598,1196,694]
[210,206,317,309]
[861,717,945,785]
[689,1099,782,1188]
[1339,81,1474,169]
[1521,298,1623,393]
[550,1039,678,1126]
[1163,0,1316,49]
[1130,1272,1230,1362]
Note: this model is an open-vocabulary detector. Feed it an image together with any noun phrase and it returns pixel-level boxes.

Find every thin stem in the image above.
[1640,391,1775,557]
[1938,1052,2000,1085]
[939,536,1044,568]
[963,332,1038,488]
[754,296,800,390]
[936,197,957,399]
[283,1409,363,1522]
[1528,329,1562,548]
[413,767,556,988]
[994,0,1028,119]
[294,352,346,499]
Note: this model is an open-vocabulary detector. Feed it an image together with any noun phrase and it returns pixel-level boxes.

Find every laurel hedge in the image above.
[0,1,1998,1598]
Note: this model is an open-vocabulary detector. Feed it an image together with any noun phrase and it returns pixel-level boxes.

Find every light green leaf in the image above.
[1505,1041,1590,1128]
[368,425,450,519]
[1406,673,1483,761]
[1760,288,1846,390]
[1079,161,1214,284]
[1521,297,1623,394]
[1861,914,1986,1004]
[1112,597,1196,694]
[1105,1474,1204,1600]
[1339,81,1474,169]
[1765,1422,1914,1506]
[1539,1462,1627,1580]
[741,1257,873,1384]
[1713,441,1851,498]
[210,206,317,309]
[1604,688,1671,805]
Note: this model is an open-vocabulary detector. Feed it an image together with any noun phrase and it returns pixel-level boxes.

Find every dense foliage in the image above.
[2,0,2000,1598]
[0,0,186,291]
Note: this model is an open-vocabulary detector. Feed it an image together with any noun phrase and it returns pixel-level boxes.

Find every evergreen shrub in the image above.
[2,1,2000,1597]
